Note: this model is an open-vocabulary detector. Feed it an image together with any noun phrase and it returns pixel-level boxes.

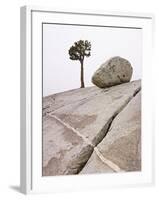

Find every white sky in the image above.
[43,24,142,96]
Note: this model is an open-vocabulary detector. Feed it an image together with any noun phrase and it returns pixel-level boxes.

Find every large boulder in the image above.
[92,56,133,88]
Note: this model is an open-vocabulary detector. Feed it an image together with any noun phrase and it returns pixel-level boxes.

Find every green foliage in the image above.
[68,40,91,62]
[68,40,91,88]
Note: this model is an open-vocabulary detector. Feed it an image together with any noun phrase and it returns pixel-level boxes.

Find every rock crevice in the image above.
[79,86,140,173]
[80,90,141,174]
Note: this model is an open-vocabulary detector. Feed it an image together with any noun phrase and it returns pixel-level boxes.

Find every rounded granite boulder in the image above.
[92,56,133,88]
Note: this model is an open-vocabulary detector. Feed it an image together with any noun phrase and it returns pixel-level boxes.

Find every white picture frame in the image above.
[20,5,154,194]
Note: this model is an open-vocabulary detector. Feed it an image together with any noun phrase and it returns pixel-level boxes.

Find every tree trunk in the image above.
[80,60,85,88]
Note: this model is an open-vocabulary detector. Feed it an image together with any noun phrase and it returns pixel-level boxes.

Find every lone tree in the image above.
[68,40,91,88]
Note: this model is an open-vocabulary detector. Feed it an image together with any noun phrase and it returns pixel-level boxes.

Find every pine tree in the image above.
[68,40,91,88]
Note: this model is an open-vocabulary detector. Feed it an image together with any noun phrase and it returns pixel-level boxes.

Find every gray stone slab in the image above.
[49,80,141,146]
[42,80,141,176]
[81,92,141,173]
[43,115,93,176]
[43,86,100,116]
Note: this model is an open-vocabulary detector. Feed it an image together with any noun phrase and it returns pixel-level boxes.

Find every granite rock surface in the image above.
[42,80,141,176]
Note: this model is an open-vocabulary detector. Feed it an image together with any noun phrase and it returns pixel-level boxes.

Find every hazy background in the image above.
[43,24,142,96]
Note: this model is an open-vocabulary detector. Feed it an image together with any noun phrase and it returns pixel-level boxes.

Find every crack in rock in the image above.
[48,114,123,173]
[80,88,141,174]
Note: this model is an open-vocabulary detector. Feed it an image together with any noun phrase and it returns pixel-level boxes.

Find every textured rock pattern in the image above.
[80,92,141,174]
[43,80,141,176]
[92,56,133,88]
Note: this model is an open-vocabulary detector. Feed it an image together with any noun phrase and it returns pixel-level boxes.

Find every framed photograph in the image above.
[20,6,154,194]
